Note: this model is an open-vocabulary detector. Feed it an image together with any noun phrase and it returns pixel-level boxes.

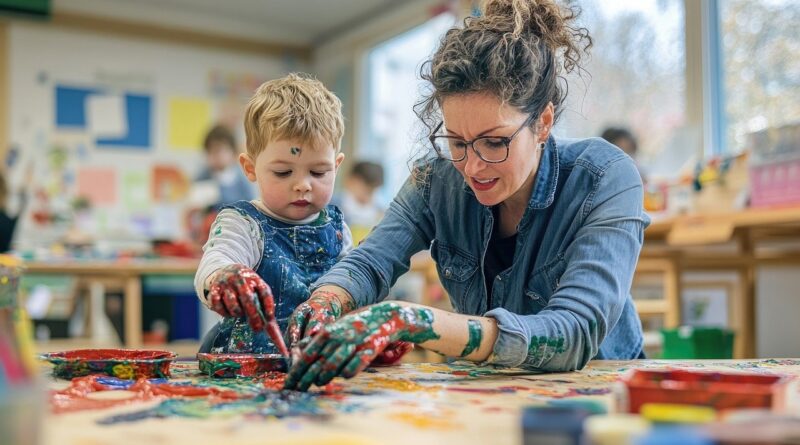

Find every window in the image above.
[719,0,800,153]
[557,0,686,177]
[360,12,456,204]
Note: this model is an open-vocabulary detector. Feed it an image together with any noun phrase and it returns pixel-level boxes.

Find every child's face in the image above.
[240,139,344,221]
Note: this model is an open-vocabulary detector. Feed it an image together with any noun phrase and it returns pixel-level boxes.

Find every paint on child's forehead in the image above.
[290,147,301,156]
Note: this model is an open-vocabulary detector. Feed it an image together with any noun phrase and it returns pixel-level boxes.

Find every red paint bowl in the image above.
[622,368,798,413]
[197,353,288,378]
[40,349,177,380]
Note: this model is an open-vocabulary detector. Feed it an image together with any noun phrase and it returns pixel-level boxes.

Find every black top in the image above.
[0,212,19,253]
[1,192,28,253]
[483,208,517,309]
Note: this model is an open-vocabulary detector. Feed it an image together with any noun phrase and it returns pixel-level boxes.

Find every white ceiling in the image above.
[54,0,420,47]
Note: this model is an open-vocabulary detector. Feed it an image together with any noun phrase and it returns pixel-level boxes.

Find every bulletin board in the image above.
[6,22,301,249]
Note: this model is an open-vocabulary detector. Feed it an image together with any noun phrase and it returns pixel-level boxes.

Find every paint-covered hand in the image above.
[286,290,353,348]
[208,264,288,357]
[371,341,414,366]
[284,302,439,391]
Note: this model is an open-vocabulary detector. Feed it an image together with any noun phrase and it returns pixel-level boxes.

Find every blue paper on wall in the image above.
[54,84,152,150]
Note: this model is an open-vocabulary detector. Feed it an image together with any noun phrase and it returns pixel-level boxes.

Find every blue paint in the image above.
[522,406,592,445]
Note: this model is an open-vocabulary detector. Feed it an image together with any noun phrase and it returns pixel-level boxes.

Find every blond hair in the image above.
[244,73,344,157]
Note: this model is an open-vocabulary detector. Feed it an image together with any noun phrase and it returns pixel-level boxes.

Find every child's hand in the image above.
[371,341,414,366]
[286,290,354,348]
[284,302,438,391]
[208,264,289,357]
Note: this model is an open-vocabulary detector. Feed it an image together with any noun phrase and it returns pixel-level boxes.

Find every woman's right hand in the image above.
[286,289,355,348]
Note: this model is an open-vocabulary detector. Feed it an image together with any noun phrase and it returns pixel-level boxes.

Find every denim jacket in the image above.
[314,136,650,371]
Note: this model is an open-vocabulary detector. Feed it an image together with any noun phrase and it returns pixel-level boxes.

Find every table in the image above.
[41,359,800,445]
[640,206,800,358]
[24,259,200,348]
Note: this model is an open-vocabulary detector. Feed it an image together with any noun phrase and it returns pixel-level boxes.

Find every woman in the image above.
[285,0,650,391]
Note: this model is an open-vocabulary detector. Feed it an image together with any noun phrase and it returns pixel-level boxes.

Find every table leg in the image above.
[124,275,142,348]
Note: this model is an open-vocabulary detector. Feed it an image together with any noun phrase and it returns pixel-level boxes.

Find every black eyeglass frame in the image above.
[428,114,537,163]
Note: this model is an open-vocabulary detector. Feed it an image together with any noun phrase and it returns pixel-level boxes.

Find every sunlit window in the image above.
[720,0,800,153]
[557,0,686,177]
[360,12,456,204]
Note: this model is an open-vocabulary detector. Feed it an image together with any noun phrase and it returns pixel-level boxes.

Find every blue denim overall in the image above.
[205,201,345,353]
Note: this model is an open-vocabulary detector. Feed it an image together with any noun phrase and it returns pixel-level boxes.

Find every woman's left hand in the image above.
[283,302,439,391]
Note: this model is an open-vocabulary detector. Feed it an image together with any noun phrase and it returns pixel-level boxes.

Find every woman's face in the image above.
[440,93,553,208]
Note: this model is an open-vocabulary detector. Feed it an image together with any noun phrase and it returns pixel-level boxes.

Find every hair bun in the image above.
[479,0,590,73]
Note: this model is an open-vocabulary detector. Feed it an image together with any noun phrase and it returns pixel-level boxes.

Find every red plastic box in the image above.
[621,369,797,413]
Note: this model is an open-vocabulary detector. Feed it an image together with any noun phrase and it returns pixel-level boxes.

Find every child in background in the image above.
[337,161,385,244]
[195,73,352,354]
[195,124,255,209]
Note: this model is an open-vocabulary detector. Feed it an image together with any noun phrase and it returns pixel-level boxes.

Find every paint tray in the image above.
[197,353,288,378]
[621,369,797,414]
[40,349,177,380]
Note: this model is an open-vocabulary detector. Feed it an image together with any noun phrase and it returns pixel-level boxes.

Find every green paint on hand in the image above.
[459,319,482,357]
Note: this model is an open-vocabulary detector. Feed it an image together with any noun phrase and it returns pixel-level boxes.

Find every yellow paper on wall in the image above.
[168,97,212,150]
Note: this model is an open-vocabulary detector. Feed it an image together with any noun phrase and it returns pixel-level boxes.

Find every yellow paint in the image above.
[248,435,383,445]
[168,97,211,150]
[365,377,437,392]
[640,403,716,424]
[389,411,458,430]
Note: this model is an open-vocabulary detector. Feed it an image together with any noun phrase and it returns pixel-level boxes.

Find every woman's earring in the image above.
[539,142,545,151]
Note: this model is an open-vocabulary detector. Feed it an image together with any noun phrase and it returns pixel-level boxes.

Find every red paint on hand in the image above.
[208,264,289,357]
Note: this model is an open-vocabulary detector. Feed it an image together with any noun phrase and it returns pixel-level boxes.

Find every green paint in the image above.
[527,336,566,363]
[290,146,301,156]
[459,319,482,357]
[200,359,241,377]
[214,226,222,237]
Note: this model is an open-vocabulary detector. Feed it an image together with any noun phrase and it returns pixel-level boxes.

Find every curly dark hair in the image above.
[415,0,592,142]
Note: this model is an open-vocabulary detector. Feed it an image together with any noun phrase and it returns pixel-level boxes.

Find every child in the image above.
[337,161,385,245]
[195,124,255,210]
[195,73,352,355]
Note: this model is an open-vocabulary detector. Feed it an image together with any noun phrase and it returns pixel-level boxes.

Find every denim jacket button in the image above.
[444,268,452,278]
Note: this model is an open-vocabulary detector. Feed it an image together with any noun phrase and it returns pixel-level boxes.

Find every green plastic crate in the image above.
[660,327,735,359]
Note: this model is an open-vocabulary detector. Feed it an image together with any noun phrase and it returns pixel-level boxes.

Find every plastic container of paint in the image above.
[661,327,734,359]
[197,353,288,378]
[40,348,177,379]
[635,426,713,445]
[640,403,716,424]
[584,414,651,445]
[521,406,592,445]
[622,368,797,413]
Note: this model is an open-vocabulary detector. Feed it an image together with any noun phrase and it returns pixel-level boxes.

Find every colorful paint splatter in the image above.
[41,349,176,380]
[42,358,800,445]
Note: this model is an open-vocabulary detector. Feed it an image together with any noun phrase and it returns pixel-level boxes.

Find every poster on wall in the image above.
[55,85,152,150]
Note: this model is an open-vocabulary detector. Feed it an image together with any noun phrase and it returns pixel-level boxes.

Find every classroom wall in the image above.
[6,21,305,250]
[756,267,800,358]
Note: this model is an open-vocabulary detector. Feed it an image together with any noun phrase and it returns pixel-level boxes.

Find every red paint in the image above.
[261,371,287,390]
[46,349,173,361]
[371,341,414,366]
[208,264,289,358]
[198,353,288,378]
[51,375,240,414]
[623,369,795,413]
[41,349,176,379]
